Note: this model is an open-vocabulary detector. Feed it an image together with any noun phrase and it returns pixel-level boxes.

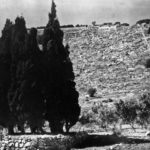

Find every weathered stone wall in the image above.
[0,132,88,149]
[0,134,71,149]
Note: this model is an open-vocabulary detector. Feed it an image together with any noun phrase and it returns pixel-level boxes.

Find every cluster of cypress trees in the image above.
[0,0,80,134]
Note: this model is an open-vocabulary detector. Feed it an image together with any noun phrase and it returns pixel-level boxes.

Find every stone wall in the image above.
[0,134,71,149]
[0,132,88,149]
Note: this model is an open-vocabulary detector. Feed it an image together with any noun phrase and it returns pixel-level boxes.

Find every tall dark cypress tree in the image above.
[0,19,13,131]
[8,18,45,133]
[0,0,80,134]
[18,28,45,133]
[8,16,27,134]
[47,0,56,27]
[43,0,80,133]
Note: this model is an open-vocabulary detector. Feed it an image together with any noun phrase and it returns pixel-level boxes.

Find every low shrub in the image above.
[87,88,96,97]
[137,93,150,128]
[115,99,138,130]
[92,103,119,130]
[79,92,150,133]
[145,58,150,68]
[79,110,96,125]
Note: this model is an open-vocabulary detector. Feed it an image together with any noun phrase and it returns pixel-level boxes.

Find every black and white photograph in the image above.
[0,0,150,149]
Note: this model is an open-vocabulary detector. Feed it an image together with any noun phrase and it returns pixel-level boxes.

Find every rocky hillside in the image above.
[63,25,150,100]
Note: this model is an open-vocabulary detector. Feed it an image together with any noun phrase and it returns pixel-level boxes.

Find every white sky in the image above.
[0,0,150,32]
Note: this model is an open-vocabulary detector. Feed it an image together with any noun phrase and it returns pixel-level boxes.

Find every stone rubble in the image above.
[0,134,71,149]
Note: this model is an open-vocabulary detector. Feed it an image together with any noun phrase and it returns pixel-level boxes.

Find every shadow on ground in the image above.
[72,134,150,149]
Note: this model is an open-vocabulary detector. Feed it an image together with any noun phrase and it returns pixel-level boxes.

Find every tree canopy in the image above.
[0,0,80,134]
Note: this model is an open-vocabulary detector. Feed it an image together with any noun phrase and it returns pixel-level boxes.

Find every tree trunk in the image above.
[50,120,63,133]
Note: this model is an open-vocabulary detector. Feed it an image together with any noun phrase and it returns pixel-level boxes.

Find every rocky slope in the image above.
[63,26,150,100]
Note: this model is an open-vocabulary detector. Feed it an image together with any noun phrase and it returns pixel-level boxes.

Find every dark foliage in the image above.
[42,0,80,133]
[0,17,45,134]
[75,24,88,27]
[7,16,28,134]
[0,0,80,134]
[115,99,139,130]
[17,27,45,133]
[102,23,113,26]
[137,93,150,127]
[121,23,130,26]
[61,24,74,28]
[136,19,150,25]
[0,19,13,133]
[114,22,121,26]
[92,21,96,26]
[87,88,96,97]
[145,58,150,68]
[148,28,150,34]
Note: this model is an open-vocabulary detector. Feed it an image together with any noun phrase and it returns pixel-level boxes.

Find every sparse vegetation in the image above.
[92,21,96,26]
[137,93,150,128]
[121,23,130,26]
[79,92,150,134]
[87,88,97,97]
[115,99,139,130]
[92,102,119,130]
[136,19,150,25]
[145,58,150,68]
[61,24,74,28]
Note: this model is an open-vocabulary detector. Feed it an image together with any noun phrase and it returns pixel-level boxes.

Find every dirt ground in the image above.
[71,129,150,150]
[70,120,150,150]
[72,95,150,150]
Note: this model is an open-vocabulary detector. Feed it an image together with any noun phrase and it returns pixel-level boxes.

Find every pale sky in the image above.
[0,0,150,33]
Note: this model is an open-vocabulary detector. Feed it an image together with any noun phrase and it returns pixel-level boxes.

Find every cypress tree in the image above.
[0,19,13,132]
[47,0,56,27]
[0,0,80,134]
[18,28,45,133]
[43,0,80,133]
[8,16,27,134]
[8,18,45,133]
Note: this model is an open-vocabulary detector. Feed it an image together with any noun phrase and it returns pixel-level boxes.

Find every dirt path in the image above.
[71,131,150,150]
